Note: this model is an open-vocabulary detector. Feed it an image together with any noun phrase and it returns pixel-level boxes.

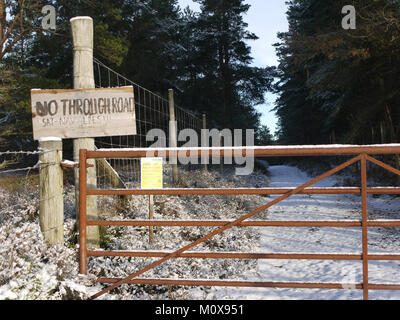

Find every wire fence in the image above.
[0,150,40,175]
[93,58,204,189]
[0,149,68,222]
[0,59,204,192]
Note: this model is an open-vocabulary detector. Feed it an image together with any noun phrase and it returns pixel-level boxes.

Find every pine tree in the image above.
[0,0,276,150]
[26,0,130,83]
[178,0,273,130]
[275,0,400,146]
[120,0,183,92]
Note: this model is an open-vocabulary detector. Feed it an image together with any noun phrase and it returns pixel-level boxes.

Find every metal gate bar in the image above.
[86,187,400,195]
[361,154,368,299]
[85,220,400,227]
[96,278,400,291]
[78,145,400,300]
[87,251,400,261]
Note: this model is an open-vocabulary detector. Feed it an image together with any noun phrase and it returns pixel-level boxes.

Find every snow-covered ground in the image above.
[194,165,400,300]
[0,167,268,300]
[1,164,400,300]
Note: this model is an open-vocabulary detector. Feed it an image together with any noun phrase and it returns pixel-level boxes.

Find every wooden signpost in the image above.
[31,86,136,140]
[32,16,136,247]
[31,86,136,246]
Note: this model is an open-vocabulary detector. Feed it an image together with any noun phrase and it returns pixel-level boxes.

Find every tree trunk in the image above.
[218,45,228,128]
[0,1,5,46]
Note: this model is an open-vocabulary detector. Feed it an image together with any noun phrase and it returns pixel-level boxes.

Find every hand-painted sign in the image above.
[31,86,136,140]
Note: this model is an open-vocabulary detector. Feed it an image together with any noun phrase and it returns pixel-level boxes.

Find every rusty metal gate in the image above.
[78,145,400,300]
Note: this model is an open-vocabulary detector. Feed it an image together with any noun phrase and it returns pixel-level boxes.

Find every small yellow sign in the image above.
[141,157,163,189]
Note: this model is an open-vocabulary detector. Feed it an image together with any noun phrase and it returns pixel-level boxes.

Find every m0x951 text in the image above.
[199,304,244,315]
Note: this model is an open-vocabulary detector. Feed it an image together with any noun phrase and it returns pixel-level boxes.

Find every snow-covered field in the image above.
[1,164,400,300]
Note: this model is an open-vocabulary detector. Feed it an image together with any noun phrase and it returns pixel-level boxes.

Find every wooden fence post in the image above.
[202,113,208,172]
[220,132,224,176]
[149,194,154,243]
[39,138,64,245]
[70,16,99,247]
[168,89,179,184]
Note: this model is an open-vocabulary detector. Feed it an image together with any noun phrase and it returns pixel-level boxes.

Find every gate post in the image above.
[70,16,99,247]
[79,149,88,274]
[361,153,369,300]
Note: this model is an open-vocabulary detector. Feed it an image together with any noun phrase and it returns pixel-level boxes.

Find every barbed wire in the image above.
[0,160,59,175]
[0,149,56,156]
[0,167,69,217]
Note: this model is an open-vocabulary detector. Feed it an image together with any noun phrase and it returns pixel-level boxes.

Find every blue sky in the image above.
[176,0,289,135]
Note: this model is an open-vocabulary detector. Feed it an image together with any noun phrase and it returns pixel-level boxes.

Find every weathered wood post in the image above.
[202,113,208,172]
[220,132,224,176]
[70,16,99,247]
[168,89,178,184]
[39,138,64,245]
[148,194,154,243]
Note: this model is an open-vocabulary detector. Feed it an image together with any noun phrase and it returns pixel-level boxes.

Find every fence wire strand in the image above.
[93,58,203,188]
[0,149,68,220]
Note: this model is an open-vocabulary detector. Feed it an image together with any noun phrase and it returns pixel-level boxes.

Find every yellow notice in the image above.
[141,157,163,189]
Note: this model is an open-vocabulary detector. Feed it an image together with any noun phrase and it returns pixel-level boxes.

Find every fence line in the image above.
[93,57,203,148]
[0,150,44,156]
[0,148,58,174]
[0,161,41,175]
[0,149,61,199]
[92,58,203,188]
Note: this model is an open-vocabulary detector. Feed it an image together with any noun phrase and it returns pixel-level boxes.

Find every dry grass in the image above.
[0,173,39,192]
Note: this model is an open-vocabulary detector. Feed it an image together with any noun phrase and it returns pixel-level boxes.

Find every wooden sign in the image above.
[141,158,163,189]
[31,86,136,140]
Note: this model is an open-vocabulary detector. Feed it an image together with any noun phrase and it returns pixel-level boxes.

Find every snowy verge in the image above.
[0,167,270,300]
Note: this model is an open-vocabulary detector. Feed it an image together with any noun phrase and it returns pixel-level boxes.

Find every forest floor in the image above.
[0,162,400,300]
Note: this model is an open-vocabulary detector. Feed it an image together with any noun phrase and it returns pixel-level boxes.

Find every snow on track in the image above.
[197,165,400,300]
